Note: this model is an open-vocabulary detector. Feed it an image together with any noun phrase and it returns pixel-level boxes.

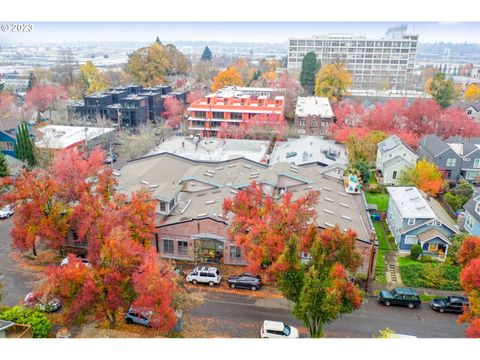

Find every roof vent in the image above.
[141,180,149,185]
[341,215,352,221]
[323,209,334,215]
[197,213,208,217]
[325,222,335,227]
[322,186,332,192]
[205,200,216,205]
[324,197,334,202]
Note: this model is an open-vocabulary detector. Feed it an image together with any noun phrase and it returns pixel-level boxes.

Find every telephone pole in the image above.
[365,228,377,293]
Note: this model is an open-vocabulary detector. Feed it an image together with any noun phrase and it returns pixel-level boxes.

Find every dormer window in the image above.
[407,218,415,226]
[476,202,480,215]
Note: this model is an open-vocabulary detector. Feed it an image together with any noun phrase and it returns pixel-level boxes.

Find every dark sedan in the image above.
[430,296,469,313]
[228,274,262,291]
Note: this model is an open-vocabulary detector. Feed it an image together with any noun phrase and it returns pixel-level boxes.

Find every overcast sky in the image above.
[1,22,480,44]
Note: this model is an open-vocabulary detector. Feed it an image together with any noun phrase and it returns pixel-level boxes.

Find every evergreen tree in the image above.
[27,72,36,91]
[0,152,9,177]
[300,52,319,95]
[15,123,36,167]
[155,36,162,45]
[201,46,213,61]
[429,72,456,108]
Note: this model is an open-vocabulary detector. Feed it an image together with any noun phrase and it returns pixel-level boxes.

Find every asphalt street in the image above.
[191,289,468,338]
[0,218,35,306]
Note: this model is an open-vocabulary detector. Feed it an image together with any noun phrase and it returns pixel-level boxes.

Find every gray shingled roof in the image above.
[420,135,450,157]
[450,100,480,112]
[464,196,480,224]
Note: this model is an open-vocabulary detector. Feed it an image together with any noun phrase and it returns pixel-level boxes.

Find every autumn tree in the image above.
[457,236,480,338]
[315,63,352,102]
[429,72,456,108]
[211,67,243,92]
[400,159,446,197]
[163,44,190,75]
[24,84,66,121]
[223,182,320,274]
[404,99,441,137]
[300,52,319,95]
[274,71,302,118]
[79,61,110,95]
[186,89,203,104]
[464,83,480,102]
[0,93,15,120]
[201,46,213,61]
[127,42,170,86]
[162,97,184,129]
[274,226,363,338]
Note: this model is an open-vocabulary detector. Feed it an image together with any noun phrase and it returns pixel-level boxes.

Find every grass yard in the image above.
[369,171,377,184]
[365,192,389,213]
[373,221,391,285]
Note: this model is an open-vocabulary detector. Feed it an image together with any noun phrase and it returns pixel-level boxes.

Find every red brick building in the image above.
[294,96,334,136]
[187,87,285,137]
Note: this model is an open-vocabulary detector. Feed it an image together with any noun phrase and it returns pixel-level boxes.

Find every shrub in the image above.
[0,306,52,338]
[420,255,434,263]
[398,263,424,288]
[444,192,462,211]
[422,263,446,289]
[410,244,423,260]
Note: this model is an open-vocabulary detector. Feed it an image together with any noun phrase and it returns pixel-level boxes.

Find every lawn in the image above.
[374,221,391,285]
[365,192,389,213]
[398,257,461,291]
[369,171,377,184]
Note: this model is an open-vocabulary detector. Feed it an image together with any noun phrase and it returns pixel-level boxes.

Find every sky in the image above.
[1,22,480,44]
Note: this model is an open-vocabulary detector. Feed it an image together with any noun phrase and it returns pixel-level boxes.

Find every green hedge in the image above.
[398,258,461,291]
[0,306,52,338]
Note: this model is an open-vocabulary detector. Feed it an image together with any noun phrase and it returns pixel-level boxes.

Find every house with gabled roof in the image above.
[418,135,462,183]
[376,135,417,185]
[386,187,459,259]
[112,152,376,275]
[463,191,480,237]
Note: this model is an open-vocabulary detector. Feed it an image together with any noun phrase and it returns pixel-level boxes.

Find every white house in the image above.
[376,135,417,185]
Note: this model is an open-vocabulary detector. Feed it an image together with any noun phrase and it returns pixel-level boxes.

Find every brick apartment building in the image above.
[113,151,376,276]
[187,87,285,137]
[294,96,334,136]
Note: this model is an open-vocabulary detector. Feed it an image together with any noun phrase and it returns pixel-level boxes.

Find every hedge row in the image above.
[0,306,52,338]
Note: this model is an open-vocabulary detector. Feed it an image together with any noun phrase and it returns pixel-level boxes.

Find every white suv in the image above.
[186,266,221,286]
[260,320,299,338]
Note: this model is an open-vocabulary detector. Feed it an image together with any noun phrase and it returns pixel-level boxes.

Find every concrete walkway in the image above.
[384,251,403,289]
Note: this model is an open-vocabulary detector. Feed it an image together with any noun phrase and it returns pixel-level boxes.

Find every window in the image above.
[446,158,457,167]
[178,241,188,255]
[212,112,224,119]
[465,213,474,230]
[169,198,175,211]
[230,246,241,259]
[474,159,480,168]
[476,202,480,215]
[299,120,306,126]
[405,235,418,245]
[467,109,473,115]
[163,239,174,254]
[230,112,242,120]
[392,171,397,180]
[159,201,167,212]
[407,218,415,226]
[0,141,14,151]
[466,171,479,180]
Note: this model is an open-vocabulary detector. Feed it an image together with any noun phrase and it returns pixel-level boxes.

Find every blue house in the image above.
[386,187,459,259]
[463,194,480,236]
[0,130,17,158]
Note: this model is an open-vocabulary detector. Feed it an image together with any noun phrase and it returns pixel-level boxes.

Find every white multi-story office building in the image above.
[287,25,419,90]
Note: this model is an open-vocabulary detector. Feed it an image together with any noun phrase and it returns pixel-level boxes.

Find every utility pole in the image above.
[365,228,377,293]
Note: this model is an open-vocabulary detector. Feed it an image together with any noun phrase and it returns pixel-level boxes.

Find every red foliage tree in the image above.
[24,84,66,115]
[458,258,480,338]
[162,96,183,129]
[223,182,320,274]
[437,108,480,139]
[404,98,442,137]
[0,93,14,118]
[186,89,203,104]
[132,249,176,332]
[457,236,480,267]
[274,71,302,116]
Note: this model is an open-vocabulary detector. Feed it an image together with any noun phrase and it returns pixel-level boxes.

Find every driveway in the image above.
[189,289,468,338]
[0,218,36,306]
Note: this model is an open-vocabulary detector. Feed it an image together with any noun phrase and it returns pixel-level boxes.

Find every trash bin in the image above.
[173,309,183,332]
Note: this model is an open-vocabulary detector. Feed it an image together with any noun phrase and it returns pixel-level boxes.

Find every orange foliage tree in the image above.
[6,147,177,332]
[223,181,320,274]
[211,67,243,92]
[400,159,446,197]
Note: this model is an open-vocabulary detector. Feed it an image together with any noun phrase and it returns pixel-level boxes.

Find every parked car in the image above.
[104,154,118,164]
[0,205,14,219]
[61,254,91,268]
[124,306,152,327]
[379,287,421,309]
[430,296,469,313]
[24,292,61,312]
[260,320,299,338]
[228,273,262,291]
[186,266,221,286]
